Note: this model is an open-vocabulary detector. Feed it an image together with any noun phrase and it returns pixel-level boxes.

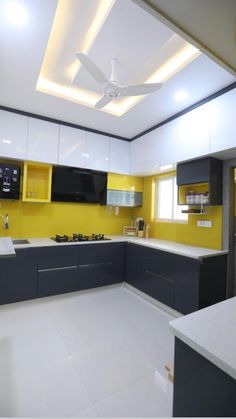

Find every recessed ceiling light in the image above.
[174,90,188,101]
[4,1,29,25]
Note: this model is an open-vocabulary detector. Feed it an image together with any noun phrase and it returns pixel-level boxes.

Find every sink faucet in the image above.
[0,213,9,229]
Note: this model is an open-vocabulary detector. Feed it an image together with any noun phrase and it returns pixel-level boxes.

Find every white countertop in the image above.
[0,237,15,257]
[11,235,227,260]
[170,297,236,380]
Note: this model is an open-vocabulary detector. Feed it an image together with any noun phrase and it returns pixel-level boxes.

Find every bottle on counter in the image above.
[138,218,144,238]
[145,223,150,239]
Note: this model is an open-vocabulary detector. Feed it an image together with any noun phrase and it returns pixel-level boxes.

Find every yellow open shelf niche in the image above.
[178,182,209,205]
[22,162,52,203]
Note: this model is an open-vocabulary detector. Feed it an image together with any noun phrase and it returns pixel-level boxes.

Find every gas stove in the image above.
[51,233,110,243]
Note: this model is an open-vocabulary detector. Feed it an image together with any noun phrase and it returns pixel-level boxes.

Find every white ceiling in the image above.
[136,0,236,76]
[0,0,235,138]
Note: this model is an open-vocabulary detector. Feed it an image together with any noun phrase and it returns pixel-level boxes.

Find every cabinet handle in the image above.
[38,265,77,273]
[79,262,112,268]
[144,268,175,284]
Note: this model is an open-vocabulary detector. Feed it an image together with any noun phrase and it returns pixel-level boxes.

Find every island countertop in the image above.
[170,296,236,380]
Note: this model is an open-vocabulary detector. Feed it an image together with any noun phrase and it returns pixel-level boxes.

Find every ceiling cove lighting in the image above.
[174,90,188,101]
[36,0,200,117]
[4,1,29,25]
[70,0,116,82]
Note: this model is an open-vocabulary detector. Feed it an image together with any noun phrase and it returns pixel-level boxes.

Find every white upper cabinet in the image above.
[58,125,86,168]
[210,89,236,153]
[0,110,27,160]
[161,104,210,166]
[27,118,59,164]
[85,132,109,171]
[130,130,161,175]
[109,138,130,174]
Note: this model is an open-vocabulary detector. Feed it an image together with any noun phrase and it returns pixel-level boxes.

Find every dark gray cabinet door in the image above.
[173,338,236,417]
[37,246,78,297]
[0,249,37,304]
[126,244,175,307]
[126,243,202,314]
[78,243,125,290]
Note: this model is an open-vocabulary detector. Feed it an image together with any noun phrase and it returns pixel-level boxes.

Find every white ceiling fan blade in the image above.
[119,82,163,97]
[76,53,110,86]
[95,95,113,109]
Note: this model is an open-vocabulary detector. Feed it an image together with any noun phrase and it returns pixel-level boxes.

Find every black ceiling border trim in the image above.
[131,81,236,141]
[0,105,130,142]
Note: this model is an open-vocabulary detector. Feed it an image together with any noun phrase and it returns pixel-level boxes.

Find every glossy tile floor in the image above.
[0,285,175,417]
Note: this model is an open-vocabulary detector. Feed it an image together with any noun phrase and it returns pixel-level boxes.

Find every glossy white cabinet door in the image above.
[27,118,59,164]
[109,138,130,174]
[0,110,27,159]
[130,135,145,175]
[58,125,86,168]
[161,103,210,166]
[210,89,236,153]
[130,130,161,175]
[85,132,109,171]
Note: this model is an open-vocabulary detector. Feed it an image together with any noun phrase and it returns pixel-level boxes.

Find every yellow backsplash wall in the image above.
[0,200,133,238]
[133,175,223,250]
[0,173,223,249]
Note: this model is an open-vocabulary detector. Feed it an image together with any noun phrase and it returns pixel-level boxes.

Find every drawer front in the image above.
[143,268,175,307]
[37,266,78,297]
[37,246,77,269]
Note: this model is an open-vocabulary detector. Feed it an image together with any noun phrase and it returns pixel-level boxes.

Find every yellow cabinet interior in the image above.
[107,173,143,192]
[22,162,52,203]
[178,182,209,205]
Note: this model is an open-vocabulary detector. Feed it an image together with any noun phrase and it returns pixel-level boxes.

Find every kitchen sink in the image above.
[12,239,30,245]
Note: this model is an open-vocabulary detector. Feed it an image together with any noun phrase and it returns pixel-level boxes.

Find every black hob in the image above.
[51,233,110,243]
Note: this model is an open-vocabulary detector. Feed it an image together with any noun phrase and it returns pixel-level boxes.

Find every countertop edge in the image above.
[8,236,228,260]
[169,323,236,380]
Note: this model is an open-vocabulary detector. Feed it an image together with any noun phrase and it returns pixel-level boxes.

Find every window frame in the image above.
[155,174,188,223]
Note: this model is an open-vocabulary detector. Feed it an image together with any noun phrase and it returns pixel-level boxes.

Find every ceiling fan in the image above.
[76,53,163,109]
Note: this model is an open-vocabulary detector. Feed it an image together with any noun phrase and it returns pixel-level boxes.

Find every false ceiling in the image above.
[136,0,236,76]
[0,0,235,138]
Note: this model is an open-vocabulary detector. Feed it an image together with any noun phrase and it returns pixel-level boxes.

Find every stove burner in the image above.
[72,233,89,242]
[91,233,105,241]
[51,233,110,243]
[55,234,69,243]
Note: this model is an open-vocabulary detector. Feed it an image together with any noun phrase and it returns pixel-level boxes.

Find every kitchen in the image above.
[0,0,236,417]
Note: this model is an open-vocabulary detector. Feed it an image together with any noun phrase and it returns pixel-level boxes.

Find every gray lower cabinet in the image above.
[125,243,227,314]
[0,242,227,311]
[37,243,125,298]
[37,246,78,297]
[78,243,125,290]
[0,249,37,304]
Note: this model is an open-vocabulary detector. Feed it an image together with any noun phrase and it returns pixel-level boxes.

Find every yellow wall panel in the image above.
[0,200,133,238]
[107,173,143,192]
[133,174,223,250]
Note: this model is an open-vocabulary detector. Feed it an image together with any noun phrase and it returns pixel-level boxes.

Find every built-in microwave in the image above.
[0,163,21,199]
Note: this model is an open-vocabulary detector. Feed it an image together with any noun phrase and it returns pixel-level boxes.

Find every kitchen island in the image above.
[170,297,236,417]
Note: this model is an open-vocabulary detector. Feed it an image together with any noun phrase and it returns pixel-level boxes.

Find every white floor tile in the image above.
[0,285,174,417]
[95,372,173,417]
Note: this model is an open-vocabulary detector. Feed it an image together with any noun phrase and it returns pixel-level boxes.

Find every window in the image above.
[156,175,188,222]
